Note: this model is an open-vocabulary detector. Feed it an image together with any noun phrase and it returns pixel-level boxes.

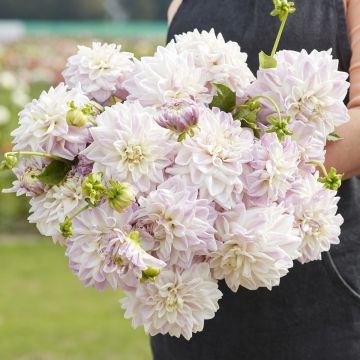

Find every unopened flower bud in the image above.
[155,97,199,134]
[104,180,137,213]
[82,172,106,206]
[0,153,18,171]
[60,217,73,238]
[318,167,343,191]
[66,109,88,127]
[141,266,161,283]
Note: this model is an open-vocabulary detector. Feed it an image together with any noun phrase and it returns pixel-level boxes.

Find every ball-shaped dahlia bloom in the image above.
[63,42,134,103]
[245,133,299,205]
[66,203,166,291]
[82,101,175,194]
[28,172,87,244]
[11,83,93,160]
[285,172,343,263]
[247,49,350,137]
[121,263,222,340]
[210,204,301,292]
[134,176,218,268]
[123,43,210,107]
[167,107,254,209]
[173,29,255,96]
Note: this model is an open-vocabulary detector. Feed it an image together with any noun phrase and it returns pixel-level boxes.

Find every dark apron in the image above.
[151,1,360,359]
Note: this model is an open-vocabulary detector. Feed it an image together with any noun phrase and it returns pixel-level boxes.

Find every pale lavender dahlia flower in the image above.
[66,203,166,291]
[123,43,210,106]
[167,107,254,209]
[135,176,218,268]
[74,155,94,177]
[121,263,222,340]
[155,97,199,134]
[82,101,175,194]
[3,157,48,197]
[28,173,87,244]
[173,29,255,96]
[247,49,350,136]
[211,204,301,292]
[246,133,299,205]
[63,42,134,103]
[11,83,93,160]
[285,173,343,263]
[289,121,325,173]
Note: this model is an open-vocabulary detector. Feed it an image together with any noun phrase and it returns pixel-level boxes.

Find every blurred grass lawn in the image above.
[0,237,151,360]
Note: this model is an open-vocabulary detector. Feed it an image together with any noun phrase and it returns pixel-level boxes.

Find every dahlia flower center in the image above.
[124,144,145,164]
[301,213,324,242]
[22,168,41,186]
[164,287,184,312]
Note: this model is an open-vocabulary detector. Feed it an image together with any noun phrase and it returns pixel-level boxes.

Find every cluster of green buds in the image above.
[0,153,18,171]
[307,162,343,191]
[60,174,137,238]
[66,101,102,128]
[265,115,293,141]
[271,0,296,21]
[82,172,106,207]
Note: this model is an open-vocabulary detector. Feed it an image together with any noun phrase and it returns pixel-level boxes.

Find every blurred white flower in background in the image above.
[0,105,10,125]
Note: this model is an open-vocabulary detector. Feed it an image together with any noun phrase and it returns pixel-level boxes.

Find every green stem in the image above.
[271,14,288,57]
[5,151,72,165]
[251,95,282,124]
[68,204,91,221]
[307,161,328,177]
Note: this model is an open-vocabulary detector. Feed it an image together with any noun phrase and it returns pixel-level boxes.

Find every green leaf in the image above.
[259,51,277,69]
[327,132,343,142]
[210,83,236,113]
[37,160,72,186]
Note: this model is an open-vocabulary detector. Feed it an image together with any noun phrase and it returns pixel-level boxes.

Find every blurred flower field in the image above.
[0,35,161,359]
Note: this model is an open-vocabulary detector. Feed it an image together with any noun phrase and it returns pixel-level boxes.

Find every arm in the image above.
[168,0,183,24]
[325,0,360,179]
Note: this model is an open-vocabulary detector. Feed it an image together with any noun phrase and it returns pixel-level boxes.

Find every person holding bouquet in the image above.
[149,0,360,359]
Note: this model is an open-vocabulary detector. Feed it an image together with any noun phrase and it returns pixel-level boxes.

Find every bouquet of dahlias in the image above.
[1,1,348,340]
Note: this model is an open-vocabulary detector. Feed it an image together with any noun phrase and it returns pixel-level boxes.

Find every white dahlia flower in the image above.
[11,83,93,160]
[167,107,254,209]
[121,263,222,340]
[66,204,165,291]
[173,29,254,96]
[3,157,48,197]
[123,43,210,107]
[247,49,350,136]
[285,173,343,263]
[246,133,299,205]
[28,173,86,244]
[82,101,175,194]
[63,42,134,103]
[135,176,217,268]
[210,204,301,292]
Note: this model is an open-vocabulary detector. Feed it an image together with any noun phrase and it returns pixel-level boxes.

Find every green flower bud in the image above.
[66,109,88,128]
[60,217,73,238]
[266,115,293,141]
[318,167,343,191]
[141,266,161,283]
[104,180,137,213]
[82,172,106,206]
[271,0,296,21]
[0,153,18,171]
